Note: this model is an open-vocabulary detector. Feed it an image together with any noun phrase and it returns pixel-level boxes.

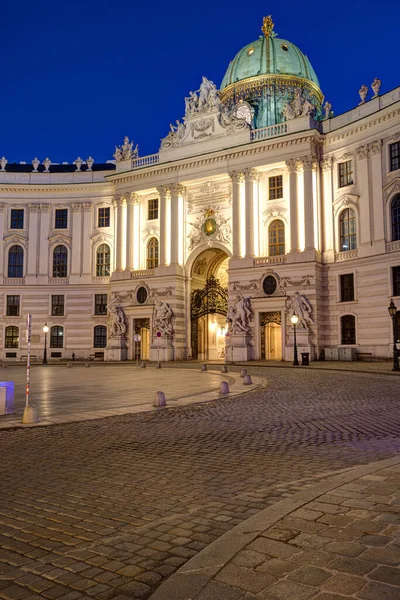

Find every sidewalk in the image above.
[150,456,400,600]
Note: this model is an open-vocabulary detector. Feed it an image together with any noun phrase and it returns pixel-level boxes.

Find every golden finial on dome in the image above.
[261,15,274,38]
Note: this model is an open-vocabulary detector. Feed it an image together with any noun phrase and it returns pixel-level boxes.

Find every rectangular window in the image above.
[98,207,110,228]
[340,274,354,302]
[51,295,65,316]
[390,142,400,172]
[148,198,159,220]
[50,326,64,348]
[95,293,108,315]
[341,315,356,345]
[393,266,400,297]
[268,175,283,200]
[55,209,68,229]
[6,295,20,316]
[5,326,19,348]
[338,160,353,187]
[10,209,24,229]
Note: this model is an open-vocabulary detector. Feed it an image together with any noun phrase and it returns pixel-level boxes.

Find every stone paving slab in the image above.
[149,456,400,600]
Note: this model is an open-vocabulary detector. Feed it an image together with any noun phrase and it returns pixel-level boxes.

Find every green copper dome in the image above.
[221,36,320,91]
[220,17,323,129]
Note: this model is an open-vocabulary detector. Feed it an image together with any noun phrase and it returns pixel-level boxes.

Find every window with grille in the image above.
[393,267,400,297]
[94,325,107,348]
[391,195,400,241]
[96,244,110,277]
[53,245,68,278]
[338,160,353,187]
[146,237,159,269]
[10,209,24,229]
[6,295,20,316]
[341,315,356,345]
[55,209,68,229]
[390,142,400,172]
[98,207,110,228]
[268,175,283,200]
[339,209,357,251]
[340,274,354,302]
[51,295,65,316]
[8,245,24,278]
[268,220,285,256]
[148,199,159,220]
[95,294,108,315]
[5,326,19,348]
[50,326,64,348]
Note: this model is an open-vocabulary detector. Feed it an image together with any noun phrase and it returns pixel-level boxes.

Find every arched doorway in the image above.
[260,311,282,360]
[190,248,229,360]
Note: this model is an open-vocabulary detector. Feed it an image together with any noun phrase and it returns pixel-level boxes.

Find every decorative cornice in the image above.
[229,170,244,183]
[0,184,114,194]
[324,106,400,145]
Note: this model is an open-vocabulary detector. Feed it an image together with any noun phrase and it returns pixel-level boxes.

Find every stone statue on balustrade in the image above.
[285,292,313,330]
[113,136,139,162]
[184,77,220,117]
[153,301,173,336]
[226,295,253,334]
[282,89,315,121]
[107,297,127,337]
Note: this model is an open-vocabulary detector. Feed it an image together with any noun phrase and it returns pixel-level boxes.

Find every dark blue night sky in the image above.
[1,0,398,163]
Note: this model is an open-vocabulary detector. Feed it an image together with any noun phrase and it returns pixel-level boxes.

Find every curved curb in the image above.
[148,455,400,600]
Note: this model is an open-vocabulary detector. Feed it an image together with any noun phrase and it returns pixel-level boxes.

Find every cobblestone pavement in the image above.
[0,367,400,600]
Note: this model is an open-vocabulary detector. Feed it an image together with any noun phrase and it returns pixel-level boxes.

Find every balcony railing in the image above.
[335,250,358,261]
[48,277,69,284]
[92,276,110,284]
[250,123,288,142]
[254,256,287,265]
[130,269,155,278]
[3,277,25,285]
[386,240,400,252]
[132,154,160,170]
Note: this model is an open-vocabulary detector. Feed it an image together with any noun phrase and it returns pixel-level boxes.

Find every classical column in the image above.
[243,168,258,258]
[27,203,40,276]
[39,203,50,276]
[369,140,384,243]
[126,193,137,270]
[114,195,126,271]
[286,159,300,253]
[355,145,371,245]
[70,202,83,277]
[229,171,244,258]
[82,201,93,275]
[321,158,334,256]
[302,155,316,251]
[170,183,185,265]
[157,185,170,267]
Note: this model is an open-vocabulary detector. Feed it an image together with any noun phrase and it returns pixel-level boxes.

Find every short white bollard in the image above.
[66,363,72,368]
[219,381,230,395]
[201,364,207,372]
[141,362,146,369]
[156,362,162,369]
[85,362,90,368]
[221,365,228,373]
[153,391,166,407]
[243,374,252,385]
[22,405,38,424]
[240,368,247,378]
[0,382,14,415]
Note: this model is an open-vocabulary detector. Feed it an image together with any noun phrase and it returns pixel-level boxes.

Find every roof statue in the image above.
[113,136,139,162]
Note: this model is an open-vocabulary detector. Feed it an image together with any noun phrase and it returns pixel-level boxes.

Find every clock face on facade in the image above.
[203,217,217,236]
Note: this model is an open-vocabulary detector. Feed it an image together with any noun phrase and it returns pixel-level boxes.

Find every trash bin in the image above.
[301,352,310,366]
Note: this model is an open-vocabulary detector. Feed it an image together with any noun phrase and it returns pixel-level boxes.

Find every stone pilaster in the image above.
[369,140,385,248]
[229,171,244,259]
[286,159,300,253]
[27,203,40,277]
[82,201,93,276]
[0,203,6,277]
[355,145,371,246]
[321,157,334,261]
[243,168,258,258]
[38,203,50,276]
[302,155,316,251]
[170,183,185,265]
[157,185,170,267]
[126,193,138,270]
[114,195,126,271]
[70,202,83,279]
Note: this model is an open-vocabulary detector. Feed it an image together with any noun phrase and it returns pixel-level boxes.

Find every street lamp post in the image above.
[43,324,49,365]
[388,299,399,372]
[291,314,300,366]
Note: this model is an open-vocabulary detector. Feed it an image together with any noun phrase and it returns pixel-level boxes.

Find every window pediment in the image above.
[383,177,400,202]
[49,234,71,248]
[4,233,27,247]
[333,193,359,216]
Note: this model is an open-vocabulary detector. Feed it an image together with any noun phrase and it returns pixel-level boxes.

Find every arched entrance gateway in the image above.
[190,248,229,360]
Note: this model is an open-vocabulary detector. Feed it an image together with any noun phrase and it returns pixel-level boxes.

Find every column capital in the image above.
[28,203,41,213]
[157,184,171,197]
[368,139,382,156]
[83,201,93,212]
[39,203,50,212]
[285,158,301,173]
[356,145,369,160]
[113,195,126,207]
[127,192,140,205]
[0,202,6,212]
[170,182,185,196]
[299,155,318,170]
[71,202,83,212]
[321,157,333,172]
[243,167,259,182]
[229,170,244,183]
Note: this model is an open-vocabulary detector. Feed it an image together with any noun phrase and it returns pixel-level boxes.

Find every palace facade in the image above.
[1,17,400,362]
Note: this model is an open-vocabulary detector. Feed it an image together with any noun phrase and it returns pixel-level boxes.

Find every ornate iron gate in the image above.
[191,275,228,359]
[260,311,281,360]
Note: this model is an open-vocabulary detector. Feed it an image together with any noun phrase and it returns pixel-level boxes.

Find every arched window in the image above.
[8,245,24,278]
[5,326,19,348]
[339,209,356,251]
[94,325,107,348]
[50,326,64,348]
[268,220,285,256]
[53,245,68,278]
[146,237,159,269]
[391,194,400,241]
[341,315,356,345]
[96,244,110,277]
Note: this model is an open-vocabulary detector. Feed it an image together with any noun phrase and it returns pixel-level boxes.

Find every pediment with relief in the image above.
[49,233,72,248]
[383,177,400,202]
[333,193,359,216]
[3,233,27,247]
[91,232,113,245]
